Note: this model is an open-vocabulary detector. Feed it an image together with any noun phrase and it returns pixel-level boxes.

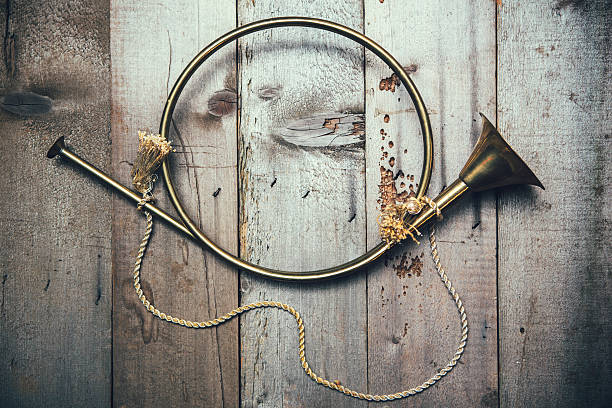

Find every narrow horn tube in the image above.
[404,179,470,230]
[47,137,194,238]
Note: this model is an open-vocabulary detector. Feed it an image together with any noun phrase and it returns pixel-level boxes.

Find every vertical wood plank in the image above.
[498,1,611,406]
[111,1,239,406]
[0,0,111,406]
[365,1,498,406]
[237,1,368,406]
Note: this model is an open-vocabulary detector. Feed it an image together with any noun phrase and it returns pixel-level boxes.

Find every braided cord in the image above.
[133,209,468,401]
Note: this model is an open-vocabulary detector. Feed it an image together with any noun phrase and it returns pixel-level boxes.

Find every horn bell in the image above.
[459,114,544,192]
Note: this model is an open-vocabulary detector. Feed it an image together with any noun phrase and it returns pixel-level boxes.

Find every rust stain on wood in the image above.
[323,117,339,131]
[378,166,410,210]
[535,45,556,57]
[394,252,424,279]
[379,74,400,92]
[403,63,418,74]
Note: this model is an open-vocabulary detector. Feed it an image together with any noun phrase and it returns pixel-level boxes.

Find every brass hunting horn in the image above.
[47,17,543,281]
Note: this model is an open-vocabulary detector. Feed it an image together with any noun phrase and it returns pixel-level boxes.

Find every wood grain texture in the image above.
[498,1,611,406]
[0,0,111,406]
[237,1,368,406]
[2,1,610,406]
[110,1,239,406]
[364,1,498,406]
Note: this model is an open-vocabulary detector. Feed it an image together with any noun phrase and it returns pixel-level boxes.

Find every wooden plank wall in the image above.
[0,1,112,406]
[497,1,611,407]
[237,2,368,406]
[110,1,239,406]
[1,0,610,407]
[364,1,498,406]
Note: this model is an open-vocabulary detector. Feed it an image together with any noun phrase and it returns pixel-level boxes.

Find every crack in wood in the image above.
[1,274,6,316]
[3,0,15,77]
[280,113,365,147]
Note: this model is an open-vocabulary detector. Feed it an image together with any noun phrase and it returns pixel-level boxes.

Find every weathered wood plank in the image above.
[498,1,611,406]
[237,1,368,406]
[365,1,498,406]
[110,1,239,406]
[0,0,111,406]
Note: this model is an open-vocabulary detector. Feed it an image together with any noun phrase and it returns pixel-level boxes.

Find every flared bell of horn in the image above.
[459,114,544,192]
[403,114,544,234]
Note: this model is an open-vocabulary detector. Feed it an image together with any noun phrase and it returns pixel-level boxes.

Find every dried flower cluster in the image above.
[131,131,174,194]
[378,202,421,245]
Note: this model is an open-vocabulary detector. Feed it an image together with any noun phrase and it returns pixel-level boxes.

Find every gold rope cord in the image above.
[132,205,468,402]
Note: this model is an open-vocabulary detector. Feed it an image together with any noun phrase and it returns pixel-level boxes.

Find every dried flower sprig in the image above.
[131,131,174,194]
[378,196,442,245]
[378,202,422,245]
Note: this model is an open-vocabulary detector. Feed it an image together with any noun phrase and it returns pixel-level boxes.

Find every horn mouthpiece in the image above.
[47,136,66,159]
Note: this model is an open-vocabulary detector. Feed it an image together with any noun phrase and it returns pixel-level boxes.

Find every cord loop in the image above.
[137,194,154,211]
[132,194,468,401]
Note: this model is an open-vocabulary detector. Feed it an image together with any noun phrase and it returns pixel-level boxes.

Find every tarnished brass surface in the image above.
[459,115,544,192]
[404,179,470,231]
[47,137,195,239]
